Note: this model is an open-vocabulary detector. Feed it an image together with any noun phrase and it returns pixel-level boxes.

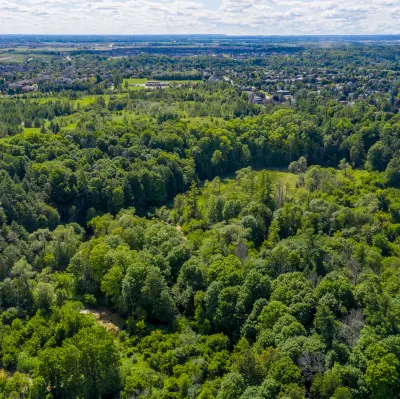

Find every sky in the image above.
[1,0,400,35]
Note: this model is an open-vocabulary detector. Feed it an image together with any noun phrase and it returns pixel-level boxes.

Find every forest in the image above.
[1,39,400,398]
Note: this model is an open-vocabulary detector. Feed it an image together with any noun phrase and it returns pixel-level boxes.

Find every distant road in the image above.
[0,56,14,61]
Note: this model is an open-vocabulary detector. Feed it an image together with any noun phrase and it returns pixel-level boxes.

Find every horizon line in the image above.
[1,33,400,37]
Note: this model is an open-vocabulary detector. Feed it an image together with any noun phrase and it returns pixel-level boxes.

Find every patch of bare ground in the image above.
[80,308,125,335]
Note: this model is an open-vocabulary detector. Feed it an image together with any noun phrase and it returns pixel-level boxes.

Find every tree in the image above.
[39,325,120,398]
[268,356,302,386]
[314,304,336,348]
[207,195,225,224]
[101,265,124,307]
[33,282,55,311]
[365,353,400,398]
[112,72,123,88]
[123,263,175,323]
[288,157,307,174]
[367,142,389,171]
[339,158,351,176]
[217,373,246,399]
[214,286,241,335]
[258,301,289,330]
[298,351,325,382]
[186,181,200,219]
[386,158,400,187]
[258,378,280,399]
[331,387,352,399]
[141,267,176,322]
[288,161,300,174]
[298,156,308,173]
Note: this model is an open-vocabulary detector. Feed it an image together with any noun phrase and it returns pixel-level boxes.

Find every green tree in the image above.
[386,158,400,187]
[314,304,336,348]
[365,353,400,398]
[217,373,246,399]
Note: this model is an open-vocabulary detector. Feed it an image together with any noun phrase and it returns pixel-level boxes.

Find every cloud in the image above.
[0,0,399,34]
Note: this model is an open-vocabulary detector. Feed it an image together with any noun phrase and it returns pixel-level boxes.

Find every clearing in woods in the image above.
[80,308,125,335]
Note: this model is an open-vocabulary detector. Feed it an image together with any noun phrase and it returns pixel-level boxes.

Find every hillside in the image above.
[1,38,400,398]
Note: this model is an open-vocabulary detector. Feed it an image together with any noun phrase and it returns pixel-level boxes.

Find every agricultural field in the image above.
[0,50,62,63]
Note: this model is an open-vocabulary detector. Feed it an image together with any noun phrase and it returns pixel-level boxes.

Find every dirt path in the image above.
[80,308,124,335]
[176,225,188,240]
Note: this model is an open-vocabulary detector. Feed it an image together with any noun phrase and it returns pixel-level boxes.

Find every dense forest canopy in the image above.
[1,38,400,398]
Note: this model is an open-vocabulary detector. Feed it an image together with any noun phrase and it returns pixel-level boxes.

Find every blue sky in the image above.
[1,0,400,35]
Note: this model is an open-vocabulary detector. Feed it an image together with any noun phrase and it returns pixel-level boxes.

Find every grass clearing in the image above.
[63,123,77,130]
[74,96,98,107]
[23,127,41,134]
[0,50,62,63]
[196,168,298,209]
[123,78,148,85]
[74,95,113,107]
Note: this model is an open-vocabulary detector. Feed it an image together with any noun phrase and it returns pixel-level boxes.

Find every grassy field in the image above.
[123,78,148,85]
[63,123,78,130]
[23,127,42,134]
[75,96,99,107]
[23,119,53,134]
[0,54,26,63]
[35,97,63,104]
[0,50,62,63]
[34,95,113,108]
[196,168,298,209]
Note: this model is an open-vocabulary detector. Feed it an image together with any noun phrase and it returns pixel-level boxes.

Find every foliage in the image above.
[1,46,400,398]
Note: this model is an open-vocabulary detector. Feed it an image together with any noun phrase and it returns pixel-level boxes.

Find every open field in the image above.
[123,78,148,85]
[0,50,63,63]
[196,168,298,209]
[31,94,116,108]
[22,127,41,134]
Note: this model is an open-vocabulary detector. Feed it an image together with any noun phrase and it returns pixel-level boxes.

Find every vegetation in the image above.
[1,37,400,398]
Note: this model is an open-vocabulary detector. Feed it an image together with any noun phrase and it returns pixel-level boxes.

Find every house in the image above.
[252,95,263,104]
[264,95,273,104]
[22,85,35,92]
[208,75,222,82]
[284,95,295,103]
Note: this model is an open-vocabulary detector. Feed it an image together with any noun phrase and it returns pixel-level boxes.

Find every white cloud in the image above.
[0,0,399,34]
